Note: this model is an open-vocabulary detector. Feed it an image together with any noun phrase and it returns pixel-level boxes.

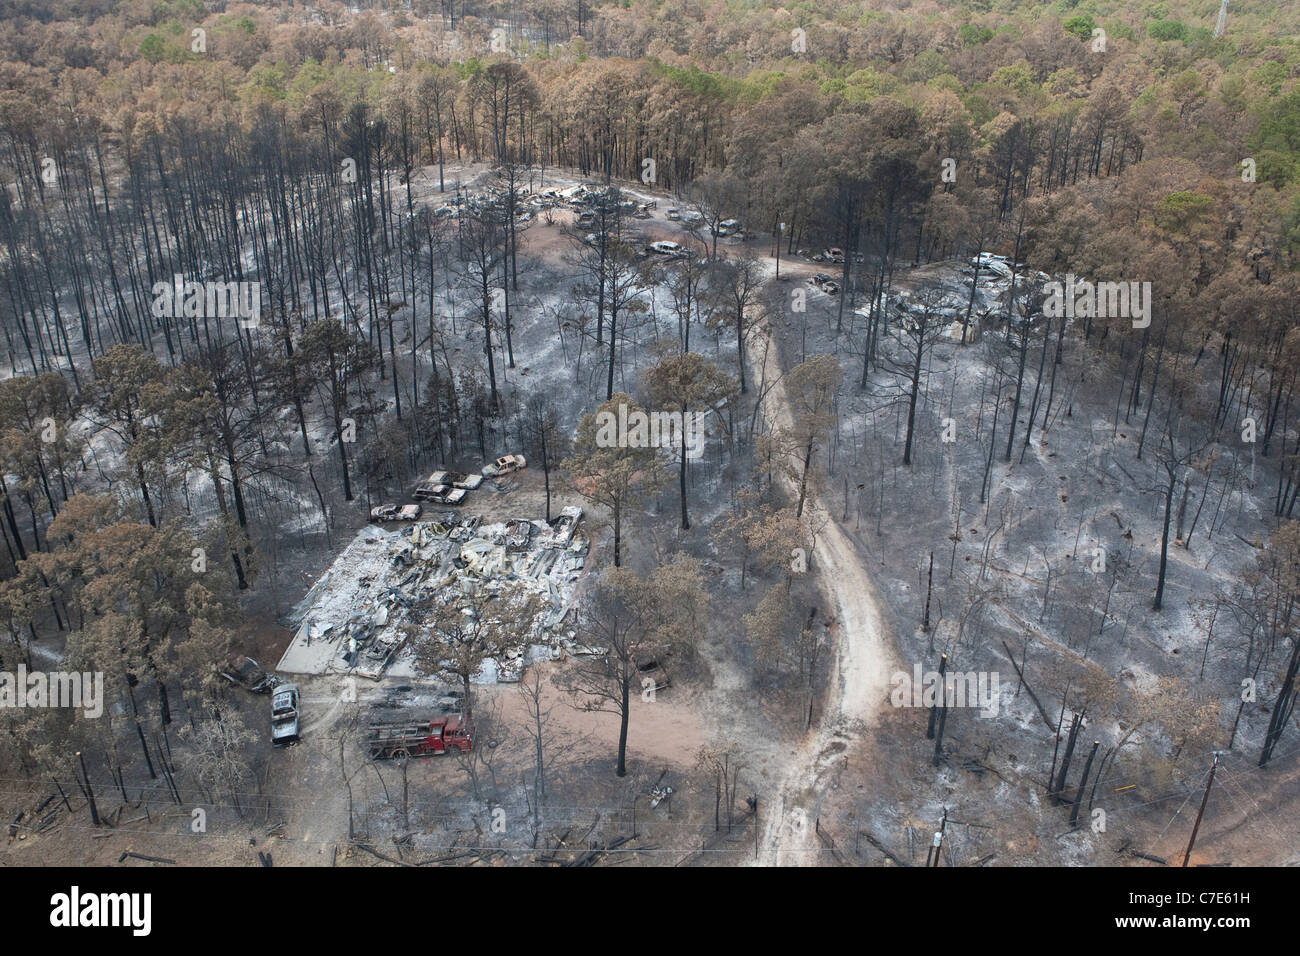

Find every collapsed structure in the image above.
[278,507,588,683]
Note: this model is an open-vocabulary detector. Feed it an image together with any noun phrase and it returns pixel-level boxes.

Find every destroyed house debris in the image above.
[279,510,589,683]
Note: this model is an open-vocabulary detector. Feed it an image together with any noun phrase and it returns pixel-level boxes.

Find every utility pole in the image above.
[926,808,948,867]
[1182,752,1221,867]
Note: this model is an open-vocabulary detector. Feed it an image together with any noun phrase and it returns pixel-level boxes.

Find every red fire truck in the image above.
[367,715,474,759]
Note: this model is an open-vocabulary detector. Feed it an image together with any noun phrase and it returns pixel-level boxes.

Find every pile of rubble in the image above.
[279,507,590,683]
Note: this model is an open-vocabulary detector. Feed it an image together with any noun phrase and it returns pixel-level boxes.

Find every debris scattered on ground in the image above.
[218,656,280,694]
[278,510,589,683]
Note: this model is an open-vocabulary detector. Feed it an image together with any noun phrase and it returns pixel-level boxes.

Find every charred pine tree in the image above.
[1070,740,1100,827]
[1051,711,1084,805]
[927,653,948,740]
[1260,638,1300,767]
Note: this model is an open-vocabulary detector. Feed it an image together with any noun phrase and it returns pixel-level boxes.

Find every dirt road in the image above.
[744,308,894,865]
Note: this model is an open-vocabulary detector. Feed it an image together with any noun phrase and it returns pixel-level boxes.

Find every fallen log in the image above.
[352,842,414,867]
[999,639,1057,732]
[565,834,635,867]
[1129,850,1168,865]
[419,851,478,865]
[859,831,909,867]
[118,851,175,864]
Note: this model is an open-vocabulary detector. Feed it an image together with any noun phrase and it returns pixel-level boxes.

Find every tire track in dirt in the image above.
[744,310,894,865]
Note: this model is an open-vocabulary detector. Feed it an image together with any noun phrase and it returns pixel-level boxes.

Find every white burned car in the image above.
[482,454,527,477]
[966,253,1015,279]
[371,503,423,521]
[428,470,484,490]
[421,484,467,505]
[649,240,687,258]
[271,684,301,745]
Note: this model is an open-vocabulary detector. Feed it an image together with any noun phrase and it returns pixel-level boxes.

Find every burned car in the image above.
[271,684,301,745]
[219,656,280,694]
[417,484,466,505]
[428,470,484,490]
[414,470,469,503]
[482,454,527,478]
